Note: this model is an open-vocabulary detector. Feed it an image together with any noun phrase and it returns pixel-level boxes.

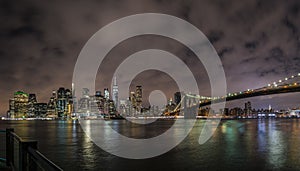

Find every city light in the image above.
[5,72,300,120]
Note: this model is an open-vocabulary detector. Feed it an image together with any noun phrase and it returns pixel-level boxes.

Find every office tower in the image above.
[65,89,72,100]
[130,91,136,108]
[112,76,119,109]
[104,88,110,100]
[245,101,252,115]
[57,87,68,118]
[47,90,57,118]
[8,98,15,118]
[71,83,77,114]
[28,94,37,117]
[89,95,98,114]
[13,91,29,118]
[65,89,73,117]
[108,100,116,116]
[94,91,105,114]
[34,103,48,117]
[77,88,90,114]
[135,86,142,110]
[174,92,182,105]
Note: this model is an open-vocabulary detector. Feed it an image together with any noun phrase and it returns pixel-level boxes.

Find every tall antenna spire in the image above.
[112,75,119,109]
[113,75,117,86]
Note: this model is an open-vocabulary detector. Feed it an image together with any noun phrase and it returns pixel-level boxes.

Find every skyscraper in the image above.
[112,76,119,109]
[56,87,73,118]
[34,103,48,117]
[28,94,37,117]
[8,98,15,118]
[135,86,142,112]
[130,91,136,108]
[12,91,29,118]
[57,87,67,118]
[65,89,73,117]
[104,88,110,100]
[47,90,57,118]
[245,101,252,115]
[77,88,90,114]
[95,91,105,114]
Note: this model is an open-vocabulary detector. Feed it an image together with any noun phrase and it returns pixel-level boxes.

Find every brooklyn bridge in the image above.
[170,73,300,115]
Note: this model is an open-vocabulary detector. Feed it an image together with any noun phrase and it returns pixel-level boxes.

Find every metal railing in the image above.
[6,128,63,171]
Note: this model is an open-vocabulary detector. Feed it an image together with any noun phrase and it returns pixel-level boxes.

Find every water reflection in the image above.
[1,119,300,170]
[257,119,289,169]
[257,119,267,152]
[80,119,195,159]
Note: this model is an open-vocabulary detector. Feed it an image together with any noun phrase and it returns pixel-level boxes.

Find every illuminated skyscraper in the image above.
[108,99,116,116]
[13,91,29,118]
[71,83,77,114]
[104,88,110,100]
[57,87,67,118]
[245,101,252,115]
[8,98,15,118]
[77,88,90,114]
[34,103,47,117]
[135,86,142,112]
[65,89,73,117]
[28,94,37,117]
[130,91,136,108]
[112,76,119,109]
[56,87,73,118]
[94,91,105,114]
[47,90,57,118]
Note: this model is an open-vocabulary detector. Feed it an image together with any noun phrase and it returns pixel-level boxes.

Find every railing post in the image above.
[6,128,14,167]
[28,141,38,171]
[19,140,38,171]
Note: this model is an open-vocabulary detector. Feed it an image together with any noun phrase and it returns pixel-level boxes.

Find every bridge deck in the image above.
[200,85,300,107]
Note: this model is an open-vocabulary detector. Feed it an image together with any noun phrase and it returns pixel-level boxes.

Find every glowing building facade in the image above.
[11,91,29,118]
[112,76,119,109]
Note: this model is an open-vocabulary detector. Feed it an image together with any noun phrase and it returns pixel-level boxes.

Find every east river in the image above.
[1,119,300,170]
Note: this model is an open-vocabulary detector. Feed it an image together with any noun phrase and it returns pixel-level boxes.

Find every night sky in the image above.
[1,0,300,116]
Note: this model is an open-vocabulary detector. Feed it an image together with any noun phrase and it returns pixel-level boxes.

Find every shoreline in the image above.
[1,116,300,121]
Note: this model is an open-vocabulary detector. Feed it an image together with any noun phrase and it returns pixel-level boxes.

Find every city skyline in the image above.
[1,0,300,115]
[5,78,300,119]
[2,73,300,118]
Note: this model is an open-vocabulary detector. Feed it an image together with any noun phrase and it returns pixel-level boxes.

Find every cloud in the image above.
[1,0,300,115]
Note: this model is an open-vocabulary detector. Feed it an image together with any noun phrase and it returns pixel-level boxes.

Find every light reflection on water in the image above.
[1,119,300,170]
